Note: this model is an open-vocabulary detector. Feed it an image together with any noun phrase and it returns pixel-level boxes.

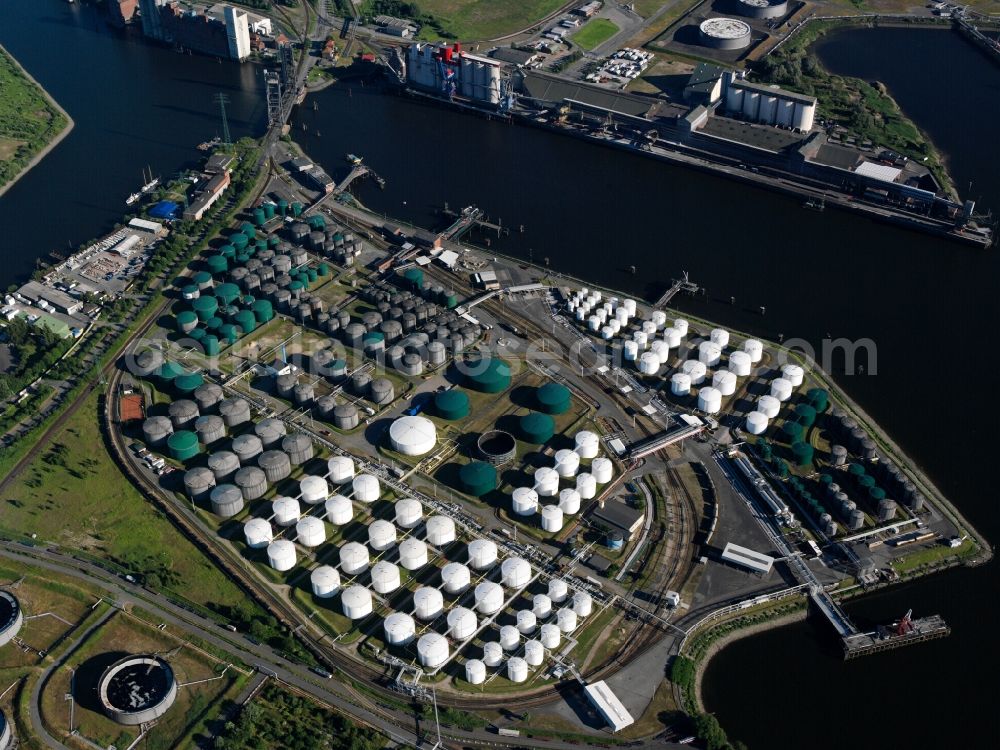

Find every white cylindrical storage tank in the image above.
[517,609,537,634]
[310,565,341,598]
[771,377,793,402]
[554,449,580,478]
[384,612,416,646]
[638,351,660,376]
[325,494,353,526]
[399,537,429,570]
[417,633,449,668]
[533,594,553,618]
[267,540,296,572]
[541,504,563,532]
[524,639,544,667]
[698,341,722,367]
[500,625,520,651]
[548,578,569,603]
[620,298,635,316]
[425,515,456,546]
[574,430,600,459]
[587,315,601,332]
[651,310,667,328]
[468,539,498,570]
[371,560,401,594]
[389,415,437,456]
[743,338,764,362]
[592,457,614,484]
[413,586,444,620]
[557,607,578,633]
[299,475,328,505]
[296,516,326,548]
[512,486,539,516]
[482,641,504,667]
[576,472,597,500]
[608,320,621,336]
[728,350,752,377]
[681,360,707,385]
[710,328,730,348]
[465,658,487,684]
[474,581,504,615]
[447,607,478,640]
[433,564,469,600]
[341,585,373,620]
[368,519,396,551]
[674,319,689,337]
[698,386,722,414]
[507,657,528,683]
[615,308,629,326]
[623,340,639,362]
[781,363,805,387]
[633,331,648,350]
[339,541,370,576]
[575,308,586,322]
[501,557,532,589]
[352,474,380,503]
[272,496,301,527]
[573,591,593,618]
[745,411,769,435]
[327,455,355,484]
[533,467,559,497]
[641,320,657,336]
[712,370,737,396]
[671,372,692,396]
[540,623,560,649]
[600,325,614,340]
[758,394,781,418]
[663,326,681,348]
[243,517,272,549]
[650,339,670,365]
[394,498,423,529]
[559,488,581,515]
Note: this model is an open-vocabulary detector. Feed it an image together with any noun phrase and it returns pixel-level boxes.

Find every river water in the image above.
[0,5,996,747]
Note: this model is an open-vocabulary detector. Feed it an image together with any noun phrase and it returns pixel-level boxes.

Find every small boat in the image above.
[125,192,141,206]
[803,197,825,211]
[346,153,363,165]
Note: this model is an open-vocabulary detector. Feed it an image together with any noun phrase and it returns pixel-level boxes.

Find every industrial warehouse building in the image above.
[184,170,231,221]
[16,281,83,315]
[591,498,644,541]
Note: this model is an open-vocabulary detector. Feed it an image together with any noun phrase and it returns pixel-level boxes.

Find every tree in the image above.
[692,713,729,750]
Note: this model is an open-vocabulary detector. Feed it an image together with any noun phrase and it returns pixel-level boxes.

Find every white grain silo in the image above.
[698,341,722,367]
[698,386,722,414]
[368,519,397,551]
[745,411,769,435]
[500,625,520,651]
[267,540,296,572]
[541,504,563,532]
[296,516,326,548]
[512,486,539,516]
[673,319,689,337]
[557,607,578,633]
[758,395,781,418]
[482,641,504,667]
[533,467,560,497]
[501,557,532,588]
[574,431,600,459]
[441,562,471,594]
[710,328,730,348]
[327,455,355,484]
[425,515,456,546]
[533,594,553,618]
[671,372,692,396]
[299,475,328,505]
[554,449,580,478]
[559,488,582,515]
[474,581,505,615]
[413,586,444,620]
[394,498,423,529]
[524,639,544,666]
[743,339,764,362]
[339,541,370,576]
[638,351,660,376]
[325,494,353,526]
[468,539,498,570]
[341,585,373,620]
[272,496,301,527]
[576,472,597,500]
[243,517,272,549]
[310,565,341,598]
[650,340,670,365]
[539,623,560,649]
[399,537,429,570]
[465,659,487,684]
[371,560,401,594]
[681,360,707,385]
[507,656,529,683]
[728,350,752,377]
[447,607,478,640]
[591,457,614,484]
[548,578,569,603]
[352,474,381,503]
[770,377,793,401]
[384,612,416,646]
[573,590,593,617]
[623,340,639,362]
[517,609,538,635]
[712,370,737,396]
[663,327,681,348]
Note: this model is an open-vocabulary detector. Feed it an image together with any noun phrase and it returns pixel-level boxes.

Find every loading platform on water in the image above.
[440,205,508,240]
[841,610,950,660]
[654,271,701,308]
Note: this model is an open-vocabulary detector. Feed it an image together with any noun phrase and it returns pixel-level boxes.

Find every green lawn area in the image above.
[572,18,620,50]
[0,391,248,614]
[395,0,566,41]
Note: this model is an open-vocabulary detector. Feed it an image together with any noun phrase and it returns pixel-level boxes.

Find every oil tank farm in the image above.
[0,591,23,647]
[699,18,752,50]
[98,655,177,725]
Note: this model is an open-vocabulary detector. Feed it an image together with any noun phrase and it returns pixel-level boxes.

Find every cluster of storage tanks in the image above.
[287,212,363,267]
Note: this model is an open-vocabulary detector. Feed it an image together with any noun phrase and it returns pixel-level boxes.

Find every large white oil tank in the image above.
[339,541,370,576]
[541,504,563,532]
[441,562,471,594]
[573,590,593,617]
[507,656,528,683]
[548,578,569,603]
[615,307,630,326]
[482,641,504,667]
[533,467,560,497]
[557,607,578,633]
[651,310,667,328]
[710,328,730,348]
[413,586,444,620]
[681,360,707,385]
[267,540,296,572]
[468,539,498,570]
[533,594,553,618]
[576,472,597,500]
[310,565,340,598]
[633,330,648,350]
[384,612,416,646]
[389,415,437,456]
[743,339,764,362]
[623,298,637,317]
[698,386,722,414]
[746,411,769,435]
[623,340,639,362]
[698,341,722,367]
[325,494,353,526]
[591,457,614,484]
[540,623,560,649]
[272,496,301,527]
[559,488,581,515]
[299,475,328,505]
[425,515,456,546]
[758,395,781,418]
[512,486,539,516]
[327,455,355,484]
[638,351,660,376]
[663,327,681,348]
[554,449,580,478]
[770,377,793,402]
[671,372,692,396]
[341,585,373,620]
[598,325,613,340]
[465,659,487,684]
[650,340,670,365]
[296,516,326,547]
[574,431,600,459]
[500,625,521,651]
[501,557,532,588]
[243,517,272,548]
[641,321,657,337]
[352,474,381,503]
[417,633,449,668]
[394,498,423,529]
[517,609,537,634]
[673,319,689,337]
[575,308,586,322]
[399,537,429,570]
[712,370,737,396]
[781,363,805,387]
[447,607,478,640]
[587,315,600,332]
[368,519,397,551]
[728,350,752,377]
[474,581,505,615]
[524,639,545,666]
[371,560,401,594]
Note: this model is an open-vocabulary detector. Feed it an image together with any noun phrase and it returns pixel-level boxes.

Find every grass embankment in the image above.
[572,18,620,50]
[363,0,565,41]
[0,45,71,195]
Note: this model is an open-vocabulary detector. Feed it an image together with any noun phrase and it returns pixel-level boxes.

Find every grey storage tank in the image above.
[255,418,287,448]
[315,395,336,419]
[861,438,877,461]
[830,444,848,466]
[219,398,251,428]
[351,372,371,397]
[258,450,292,483]
[281,433,314,465]
[183,467,216,502]
[877,498,897,522]
[370,378,394,405]
[208,451,241,483]
[848,509,865,531]
[168,400,199,430]
[210,484,244,517]
[333,403,359,430]
[194,414,226,445]
[142,416,173,447]
[232,433,264,464]
[343,323,366,349]
[427,341,446,367]
[380,320,403,343]
[293,383,315,406]
[193,383,224,412]
[275,373,298,399]
[234,466,268,500]
[399,353,423,376]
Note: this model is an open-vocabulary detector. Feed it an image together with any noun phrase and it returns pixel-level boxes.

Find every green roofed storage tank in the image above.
[278,199,289,216]
[203,335,220,356]
[459,461,497,497]
[307,215,325,230]
[192,295,218,321]
[444,292,459,309]
[219,244,236,259]
[317,263,329,276]
[167,430,200,461]
[791,441,814,467]
[240,221,256,238]
[536,382,571,415]
[297,272,310,285]
[520,412,554,444]
[781,421,804,441]
[291,201,303,216]
[230,233,248,250]
[158,361,185,382]
[404,268,423,290]
[205,317,222,332]
[215,283,240,305]
[233,310,257,335]
[252,299,274,323]
[858,474,876,490]
[795,404,817,428]
[176,310,198,333]
[236,253,250,266]
[807,388,829,412]
[869,486,886,502]
[189,327,206,342]
[182,284,199,300]
[206,255,228,275]
[253,208,266,227]
[466,357,511,393]
[307,268,318,283]
[218,324,239,344]
[268,235,280,247]
[264,202,276,219]
[434,390,470,420]
[848,463,866,479]
[174,372,204,394]
[193,270,213,287]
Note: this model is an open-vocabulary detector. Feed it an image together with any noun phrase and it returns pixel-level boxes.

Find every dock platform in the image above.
[842,614,950,659]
